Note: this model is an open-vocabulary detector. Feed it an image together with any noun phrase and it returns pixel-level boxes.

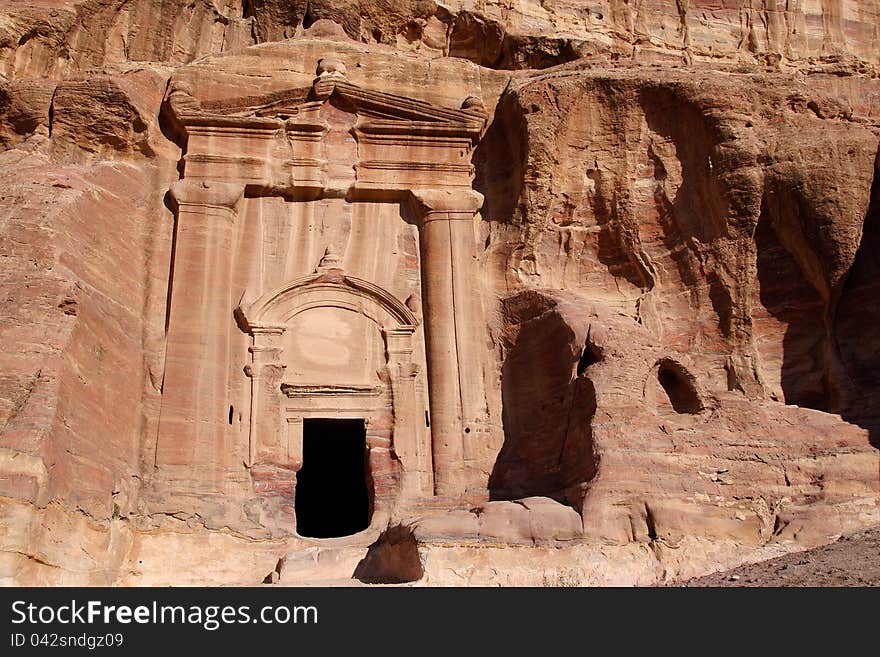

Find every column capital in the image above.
[170,179,245,211]
[408,188,484,221]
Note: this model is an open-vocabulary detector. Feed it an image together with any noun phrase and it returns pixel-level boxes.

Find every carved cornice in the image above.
[169,179,245,211]
[165,59,488,198]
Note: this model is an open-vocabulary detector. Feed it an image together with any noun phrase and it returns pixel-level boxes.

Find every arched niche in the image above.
[645,357,704,417]
[236,268,428,542]
[240,272,418,330]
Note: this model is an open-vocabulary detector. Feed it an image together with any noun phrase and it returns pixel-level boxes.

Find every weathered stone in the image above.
[0,3,877,587]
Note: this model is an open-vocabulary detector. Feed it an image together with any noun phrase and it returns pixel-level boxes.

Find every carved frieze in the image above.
[163,58,487,198]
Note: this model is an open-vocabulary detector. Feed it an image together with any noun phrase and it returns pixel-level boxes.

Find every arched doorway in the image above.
[236,264,432,540]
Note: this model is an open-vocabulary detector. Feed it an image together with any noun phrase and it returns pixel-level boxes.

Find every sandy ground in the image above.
[677,526,880,587]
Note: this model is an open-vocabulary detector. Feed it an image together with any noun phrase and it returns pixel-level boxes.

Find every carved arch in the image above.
[238,271,429,528]
[237,273,418,333]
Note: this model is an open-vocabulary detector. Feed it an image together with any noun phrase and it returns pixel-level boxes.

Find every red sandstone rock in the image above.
[0,3,877,586]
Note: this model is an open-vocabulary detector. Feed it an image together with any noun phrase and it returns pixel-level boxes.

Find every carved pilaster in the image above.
[245,326,286,467]
[383,327,430,498]
[408,189,486,497]
[156,180,245,473]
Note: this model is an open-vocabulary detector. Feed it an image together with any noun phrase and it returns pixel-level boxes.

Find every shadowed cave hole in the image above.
[753,206,829,410]
[835,150,880,447]
[302,5,315,30]
[353,526,424,584]
[577,331,602,376]
[490,301,599,501]
[657,361,702,414]
[295,419,370,539]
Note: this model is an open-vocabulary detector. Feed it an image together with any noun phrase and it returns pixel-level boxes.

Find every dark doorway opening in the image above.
[295,418,370,538]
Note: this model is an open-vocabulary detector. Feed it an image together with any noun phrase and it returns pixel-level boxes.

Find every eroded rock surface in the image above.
[1,0,878,77]
[0,2,877,586]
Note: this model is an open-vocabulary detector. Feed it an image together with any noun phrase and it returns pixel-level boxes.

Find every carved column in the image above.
[410,189,484,497]
[156,180,245,472]
[383,327,428,498]
[244,326,286,467]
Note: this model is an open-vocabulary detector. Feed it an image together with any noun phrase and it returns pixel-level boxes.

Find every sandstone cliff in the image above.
[0,1,877,586]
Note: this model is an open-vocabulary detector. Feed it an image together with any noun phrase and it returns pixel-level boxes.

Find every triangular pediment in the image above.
[165,58,486,141]
[164,58,485,196]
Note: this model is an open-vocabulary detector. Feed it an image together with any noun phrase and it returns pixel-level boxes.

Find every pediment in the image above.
[164,57,486,196]
[165,57,487,142]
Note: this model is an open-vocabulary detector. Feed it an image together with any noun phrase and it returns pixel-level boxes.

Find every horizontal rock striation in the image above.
[0,3,877,586]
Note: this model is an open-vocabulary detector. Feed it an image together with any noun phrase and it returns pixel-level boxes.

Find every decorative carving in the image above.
[408,188,485,219]
[169,179,245,211]
[405,293,421,316]
[312,58,347,100]
[281,383,383,397]
[238,274,419,332]
[316,245,342,272]
[167,81,201,116]
[162,59,484,199]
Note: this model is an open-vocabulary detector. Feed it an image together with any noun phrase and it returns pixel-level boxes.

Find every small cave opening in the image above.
[577,330,602,376]
[656,360,703,415]
[295,419,370,539]
[301,2,315,30]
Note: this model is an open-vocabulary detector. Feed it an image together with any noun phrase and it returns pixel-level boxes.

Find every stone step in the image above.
[272,577,367,587]
[273,544,371,584]
[271,576,412,587]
